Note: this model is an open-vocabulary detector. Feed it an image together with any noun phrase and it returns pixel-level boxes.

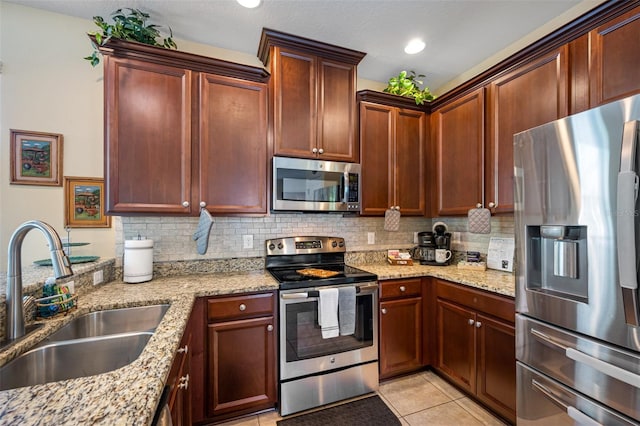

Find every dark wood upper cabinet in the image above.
[358,91,427,216]
[198,73,269,214]
[100,38,270,215]
[104,56,193,214]
[432,88,485,216]
[258,28,365,163]
[589,5,640,107]
[486,46,569,214]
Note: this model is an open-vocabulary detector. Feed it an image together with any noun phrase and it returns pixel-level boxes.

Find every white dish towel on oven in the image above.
[318,288,340,339]
[338,286,356,336]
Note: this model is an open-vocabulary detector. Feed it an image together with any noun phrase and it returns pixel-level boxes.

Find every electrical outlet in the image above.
[367,232,375,245]
[243,235,254,249]
[66,280,75,294]
[414,232,419,244]
[93,270,104,285]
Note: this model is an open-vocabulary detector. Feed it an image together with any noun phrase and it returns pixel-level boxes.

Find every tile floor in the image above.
[216,370,509,426]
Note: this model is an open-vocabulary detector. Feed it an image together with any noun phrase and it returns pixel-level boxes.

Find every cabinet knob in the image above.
[239,303,246,311]
[468,319,475,326]
[381,308,387,315]
[199,201,206,208]
[178,374,189,389]
[177,345,188,354]
[399,286,406,292]
[267,324,274,331]
[488,202,496,208]
[476,203,482,208]
[312,148,318,154]
[475,321,482,328]
[182,201,190,208]
[318,148,324,154]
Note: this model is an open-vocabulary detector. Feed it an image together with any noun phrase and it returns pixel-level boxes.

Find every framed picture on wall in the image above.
[10,129,64,186]
[64,177,111,228]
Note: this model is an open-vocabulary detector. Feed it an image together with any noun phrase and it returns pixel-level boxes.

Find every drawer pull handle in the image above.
[381,308,387,315]
[468,319,475,325]
[566,347,640,388]
[267,324,274,331]
[239,304,247,311]
[399,286,406,292]
[532,379,602,426]
[177,345,188,354]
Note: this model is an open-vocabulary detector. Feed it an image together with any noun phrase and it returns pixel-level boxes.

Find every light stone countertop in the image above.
[0,262,514,425]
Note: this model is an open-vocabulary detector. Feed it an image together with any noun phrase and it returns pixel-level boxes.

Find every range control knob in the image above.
[268,243,275,250]
[332,240,338,248]
[277,243,283,250]
[338,241,344,248]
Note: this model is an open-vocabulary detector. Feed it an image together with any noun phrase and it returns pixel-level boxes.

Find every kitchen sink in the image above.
[41,304,170,342]
[0,304,170,391]
[0,332,153,391]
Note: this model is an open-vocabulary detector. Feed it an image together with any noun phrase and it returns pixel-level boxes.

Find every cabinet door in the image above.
[476,314,516,424]
[590,6,640,107]
[379,297,423,379]
[199,74,268,214]
[318,59,359,162]
[436,299,476,394]
[433,89,485,216]
[486,46,568,214]
[359,102,394,215]
[169,326,192,426]
[104,56,192,214]
[207,316,276,418]
[395,109,426,216]
[272,48,317,159]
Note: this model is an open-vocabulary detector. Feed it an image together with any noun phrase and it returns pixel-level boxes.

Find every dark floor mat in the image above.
[277,395,401,426]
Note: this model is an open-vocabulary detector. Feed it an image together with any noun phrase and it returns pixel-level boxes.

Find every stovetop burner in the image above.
[265,236,377,290]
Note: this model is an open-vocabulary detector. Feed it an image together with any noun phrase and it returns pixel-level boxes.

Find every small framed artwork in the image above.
[64,177,111,228]
[10,129,63,186]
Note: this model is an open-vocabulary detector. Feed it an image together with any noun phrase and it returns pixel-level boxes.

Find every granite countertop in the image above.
[0,262,514,425]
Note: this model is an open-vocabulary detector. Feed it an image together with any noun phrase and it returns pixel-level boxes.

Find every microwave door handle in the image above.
[617,120,640,326]
[342,172,348,204]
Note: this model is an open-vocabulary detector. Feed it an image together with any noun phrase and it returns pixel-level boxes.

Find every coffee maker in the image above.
[432,221,452,265]
[411,231,436,264]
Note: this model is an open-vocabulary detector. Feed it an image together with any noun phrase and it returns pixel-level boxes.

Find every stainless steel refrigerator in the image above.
[514,94,640,425]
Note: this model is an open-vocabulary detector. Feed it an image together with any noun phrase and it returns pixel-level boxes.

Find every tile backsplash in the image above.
[115,214,514,266]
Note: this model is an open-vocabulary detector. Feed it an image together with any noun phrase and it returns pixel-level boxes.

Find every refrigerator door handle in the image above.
[565,347,640,388]
[617,120,640,326]
[531,379,603,426]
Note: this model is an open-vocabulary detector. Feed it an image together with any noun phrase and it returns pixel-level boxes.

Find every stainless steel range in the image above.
[265,236,379,416]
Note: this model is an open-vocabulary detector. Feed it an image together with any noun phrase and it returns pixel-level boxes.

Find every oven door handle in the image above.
[280,283,378,299]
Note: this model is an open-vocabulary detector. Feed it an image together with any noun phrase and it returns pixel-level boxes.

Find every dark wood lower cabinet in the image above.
[168,310,195,426]
[207,316,276,418]
[434,279,516,424]
[379,278,424,379]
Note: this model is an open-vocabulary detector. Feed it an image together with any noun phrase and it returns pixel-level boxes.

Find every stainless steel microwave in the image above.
[272,156,361,212]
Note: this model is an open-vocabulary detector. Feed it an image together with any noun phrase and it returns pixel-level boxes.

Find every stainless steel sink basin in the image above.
[0,304,170,391]
[0,332,152,391]
[41,304,169,342]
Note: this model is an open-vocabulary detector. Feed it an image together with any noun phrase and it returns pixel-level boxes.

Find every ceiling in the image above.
[7,0,605,94]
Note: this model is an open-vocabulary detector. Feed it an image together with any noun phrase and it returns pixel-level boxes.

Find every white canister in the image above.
[123,239,154,283]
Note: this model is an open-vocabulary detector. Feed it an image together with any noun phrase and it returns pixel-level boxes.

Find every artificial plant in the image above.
[85,8,178,67]
[383,70,435,105]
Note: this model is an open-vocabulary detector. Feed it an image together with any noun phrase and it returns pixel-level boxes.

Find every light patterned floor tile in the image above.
[379,374,452,416]
[216,414,260,426]
[456,397,509,426]
[404,400,485,426]
[421,370,465,400]
[257,409,282,426]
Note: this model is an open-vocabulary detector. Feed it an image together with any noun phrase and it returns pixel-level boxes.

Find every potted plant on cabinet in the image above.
[85,8,177,66]
[383,70,435,105]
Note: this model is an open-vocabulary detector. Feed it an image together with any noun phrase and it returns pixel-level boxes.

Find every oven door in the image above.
[279,282,378,380]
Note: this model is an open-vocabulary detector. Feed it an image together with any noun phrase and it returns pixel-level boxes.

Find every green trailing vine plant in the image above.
[85,8,178,67]
[383,70,435,105]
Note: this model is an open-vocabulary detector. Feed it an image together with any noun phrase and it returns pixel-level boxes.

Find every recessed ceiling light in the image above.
[237,0,262,8]
[404,39,425,54]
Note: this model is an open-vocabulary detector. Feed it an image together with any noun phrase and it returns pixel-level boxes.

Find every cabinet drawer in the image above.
[207,292,275,322]
[435,279,514,323]
[380,278,422,300]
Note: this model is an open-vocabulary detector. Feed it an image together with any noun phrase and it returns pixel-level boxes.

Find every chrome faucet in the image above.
[6,220,73,340]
